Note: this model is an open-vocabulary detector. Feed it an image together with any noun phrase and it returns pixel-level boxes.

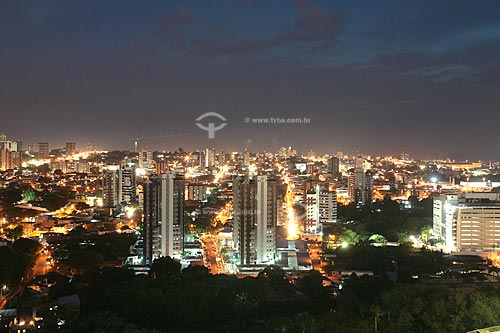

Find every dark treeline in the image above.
[42,255,500,333]
[0,238,41,286]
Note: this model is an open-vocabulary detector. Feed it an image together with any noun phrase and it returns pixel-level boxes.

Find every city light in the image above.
[1,2,498,330]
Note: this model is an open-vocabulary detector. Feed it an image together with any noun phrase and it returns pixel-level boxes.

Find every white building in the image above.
[433,192,500,252]
[143,172,185,264]
[304,184,337,234]
[102,165,120,208]
[233,175,278,265]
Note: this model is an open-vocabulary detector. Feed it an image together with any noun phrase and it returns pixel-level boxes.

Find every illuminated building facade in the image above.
[304,184,337,234]
[38,142,49,159]
[143,172,185,264]
[119,162,137,204]
[348,168,373,206]
[186,183,207,201]
[233,175,278,265]
[65,142,76,156]
[328,156,340,177]
[433,193,500,252]
[102,165,120,208]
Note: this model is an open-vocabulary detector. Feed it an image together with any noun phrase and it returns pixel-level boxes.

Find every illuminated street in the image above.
[1,1,500,331]
[201,234,226,274]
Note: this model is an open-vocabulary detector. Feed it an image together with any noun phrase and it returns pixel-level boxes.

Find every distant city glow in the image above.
[213,165,229,183]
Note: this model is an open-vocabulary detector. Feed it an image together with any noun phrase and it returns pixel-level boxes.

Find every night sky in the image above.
[1,0,500,159]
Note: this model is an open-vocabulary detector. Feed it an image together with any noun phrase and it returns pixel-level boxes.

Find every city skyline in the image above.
[2,0,500,159]
[3,2,500,331]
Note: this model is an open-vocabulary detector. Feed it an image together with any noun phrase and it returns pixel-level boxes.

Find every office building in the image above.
[433,194,459,242]
[233,175,278,265]
[143,172,185,264]
[433,192,500,252]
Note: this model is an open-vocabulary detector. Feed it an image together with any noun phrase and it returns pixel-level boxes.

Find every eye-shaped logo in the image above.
[196,112,227,139]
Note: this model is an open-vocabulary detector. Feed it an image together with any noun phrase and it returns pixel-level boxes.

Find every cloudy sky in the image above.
[1,0,500,159]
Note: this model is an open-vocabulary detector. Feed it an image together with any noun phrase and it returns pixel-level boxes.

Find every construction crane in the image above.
[130,132,190,152]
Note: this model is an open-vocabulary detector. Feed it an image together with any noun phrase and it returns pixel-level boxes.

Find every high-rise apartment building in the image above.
[38,142,49,159]
[65,142,76,156]
[186,184,207,201]
[102,162,138,207]
[233,175,278,265]
[348,168,373,206]
[329,156,340,177]
[304,184,337,234]
[0,134,21,170]
[143,172,185,264]
[243,150,251,166]
[102,165,120,208]
[205,148,216,168]
[138,150,154,170]
[400,151,411,161]
[120,162,137,204]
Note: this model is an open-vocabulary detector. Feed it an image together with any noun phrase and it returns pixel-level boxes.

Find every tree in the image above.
[0,188,22,207]
[69,225,88,237]
[258,265,288,286]
[341,229,360,245]
[71,311,160,333]
[182,265,209,280]
[48,281,78,299]
[297,270,330,302]
[150,256,181,277]
[76,202,90,211]
[258,265,295,296]
[13,238,41,256]
[294,312,319,333]
[268,316,294,332]
[7,225,24,241]
[0,246,31,285]
[68,249,102,274]
[368,234,387,245]
[21,188,37,202]
[397,233,411,246]
[41,192,68,212]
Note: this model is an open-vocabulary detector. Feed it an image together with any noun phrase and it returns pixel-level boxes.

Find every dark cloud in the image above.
[154,5,200,51]
[362,34,500,85]
[156,0,344,55]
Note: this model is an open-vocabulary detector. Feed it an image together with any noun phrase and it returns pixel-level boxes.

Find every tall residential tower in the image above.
[233,175,278,265]
[143,172,185,264]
